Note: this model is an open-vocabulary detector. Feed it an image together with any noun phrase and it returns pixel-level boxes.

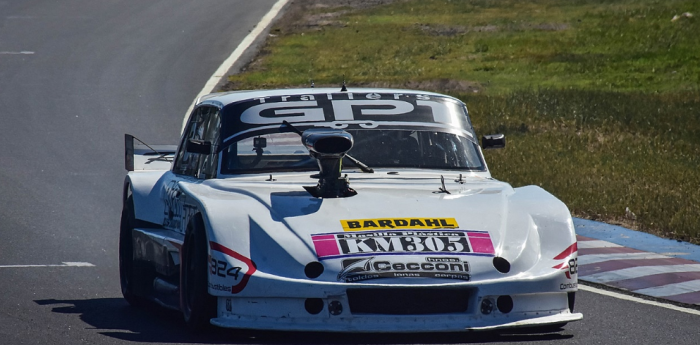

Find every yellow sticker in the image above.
[341,218,459,231]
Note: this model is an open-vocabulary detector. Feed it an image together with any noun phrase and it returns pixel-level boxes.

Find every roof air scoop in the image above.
[302,128,357,198]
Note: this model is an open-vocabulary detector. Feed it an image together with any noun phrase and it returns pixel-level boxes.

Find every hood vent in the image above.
[301,129,357,198]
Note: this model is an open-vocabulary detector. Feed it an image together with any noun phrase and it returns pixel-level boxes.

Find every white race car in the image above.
[120,88,582,332]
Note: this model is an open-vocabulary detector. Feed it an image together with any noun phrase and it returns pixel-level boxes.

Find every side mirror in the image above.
[186,139,213,154]
[481,134,505,149]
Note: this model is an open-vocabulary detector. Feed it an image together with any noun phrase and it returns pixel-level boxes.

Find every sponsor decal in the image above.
[210,258,242,280]
[209,242,257,294]
[560,282,578,290]
[162,180,198,234]
[312,230,495,260]
[221,93,475,145]
[208,282,232,292]
[552,243,578,279]
[340,218,458,231]
[337,256,470,282]
[567,258,578,279]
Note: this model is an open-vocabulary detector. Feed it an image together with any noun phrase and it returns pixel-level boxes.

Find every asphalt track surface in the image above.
[1,1,700,344]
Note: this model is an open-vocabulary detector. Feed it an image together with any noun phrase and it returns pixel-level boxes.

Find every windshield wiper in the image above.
[282,121,374,173]
[342,155,374,173]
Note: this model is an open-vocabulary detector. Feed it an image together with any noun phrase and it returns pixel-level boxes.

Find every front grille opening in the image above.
[347,288,470,315]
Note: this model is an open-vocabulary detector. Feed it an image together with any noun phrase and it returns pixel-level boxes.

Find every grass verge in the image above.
[223,0,700,242]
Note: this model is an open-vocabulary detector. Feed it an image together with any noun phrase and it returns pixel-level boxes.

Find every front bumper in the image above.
[210,290,582,332]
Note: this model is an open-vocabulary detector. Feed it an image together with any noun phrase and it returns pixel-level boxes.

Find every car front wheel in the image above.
[119,193,146,306]
[181,215,216,332]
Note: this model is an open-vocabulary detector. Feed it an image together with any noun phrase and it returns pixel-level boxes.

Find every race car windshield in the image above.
[220,129,485,174]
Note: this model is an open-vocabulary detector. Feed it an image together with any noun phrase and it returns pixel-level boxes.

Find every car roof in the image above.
[196,87,462,107]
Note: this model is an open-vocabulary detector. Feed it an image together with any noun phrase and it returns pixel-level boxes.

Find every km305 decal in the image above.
[337,256,470,283]
[340,218,458,231]
[312,230,495,260]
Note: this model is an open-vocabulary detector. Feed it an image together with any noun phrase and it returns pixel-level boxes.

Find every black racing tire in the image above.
[510,323,567,334]
[568,291,576,312]
[181,215,216,332]
[536,323,567,333]
[119,193,147,307]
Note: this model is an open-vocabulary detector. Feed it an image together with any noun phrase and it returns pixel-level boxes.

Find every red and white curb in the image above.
[578,235,700,305]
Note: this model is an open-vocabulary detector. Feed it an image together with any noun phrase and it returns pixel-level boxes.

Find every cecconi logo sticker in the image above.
[340,218,459,231]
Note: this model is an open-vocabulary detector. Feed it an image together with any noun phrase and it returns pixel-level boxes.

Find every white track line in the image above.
[0,51,34,55]
[579,252,669,265]
[583,264,700,283]
[634,280,700,297]
[577,240,622,249]
[181,0,290,131]
[0,262,94,268]
[579,283,700,316]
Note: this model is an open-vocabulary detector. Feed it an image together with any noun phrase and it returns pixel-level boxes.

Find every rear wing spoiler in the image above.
[124,134,177,171]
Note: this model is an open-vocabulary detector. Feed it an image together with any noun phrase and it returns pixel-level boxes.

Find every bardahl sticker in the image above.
[312,229,495,260]
[340,218,458,231]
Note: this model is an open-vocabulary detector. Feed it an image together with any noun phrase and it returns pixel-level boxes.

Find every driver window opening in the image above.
[173,106,220,178]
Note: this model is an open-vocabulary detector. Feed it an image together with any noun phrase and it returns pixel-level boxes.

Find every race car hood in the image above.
[182,171,575,286]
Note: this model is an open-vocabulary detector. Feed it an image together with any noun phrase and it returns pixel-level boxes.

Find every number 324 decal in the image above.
[210,258,242,280]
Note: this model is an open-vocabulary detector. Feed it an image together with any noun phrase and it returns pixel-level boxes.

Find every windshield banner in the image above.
[220,92,474,145]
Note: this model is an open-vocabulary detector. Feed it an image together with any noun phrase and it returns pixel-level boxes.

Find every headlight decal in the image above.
[552,242,579,279]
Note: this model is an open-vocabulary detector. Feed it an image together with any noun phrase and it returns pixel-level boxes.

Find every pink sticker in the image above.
[312,235,340,258]
[468,232,495,254]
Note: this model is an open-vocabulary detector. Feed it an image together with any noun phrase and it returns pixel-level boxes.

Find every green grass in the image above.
[224,0,700,242]
[469,90,700,241]
[229,0,699,93]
